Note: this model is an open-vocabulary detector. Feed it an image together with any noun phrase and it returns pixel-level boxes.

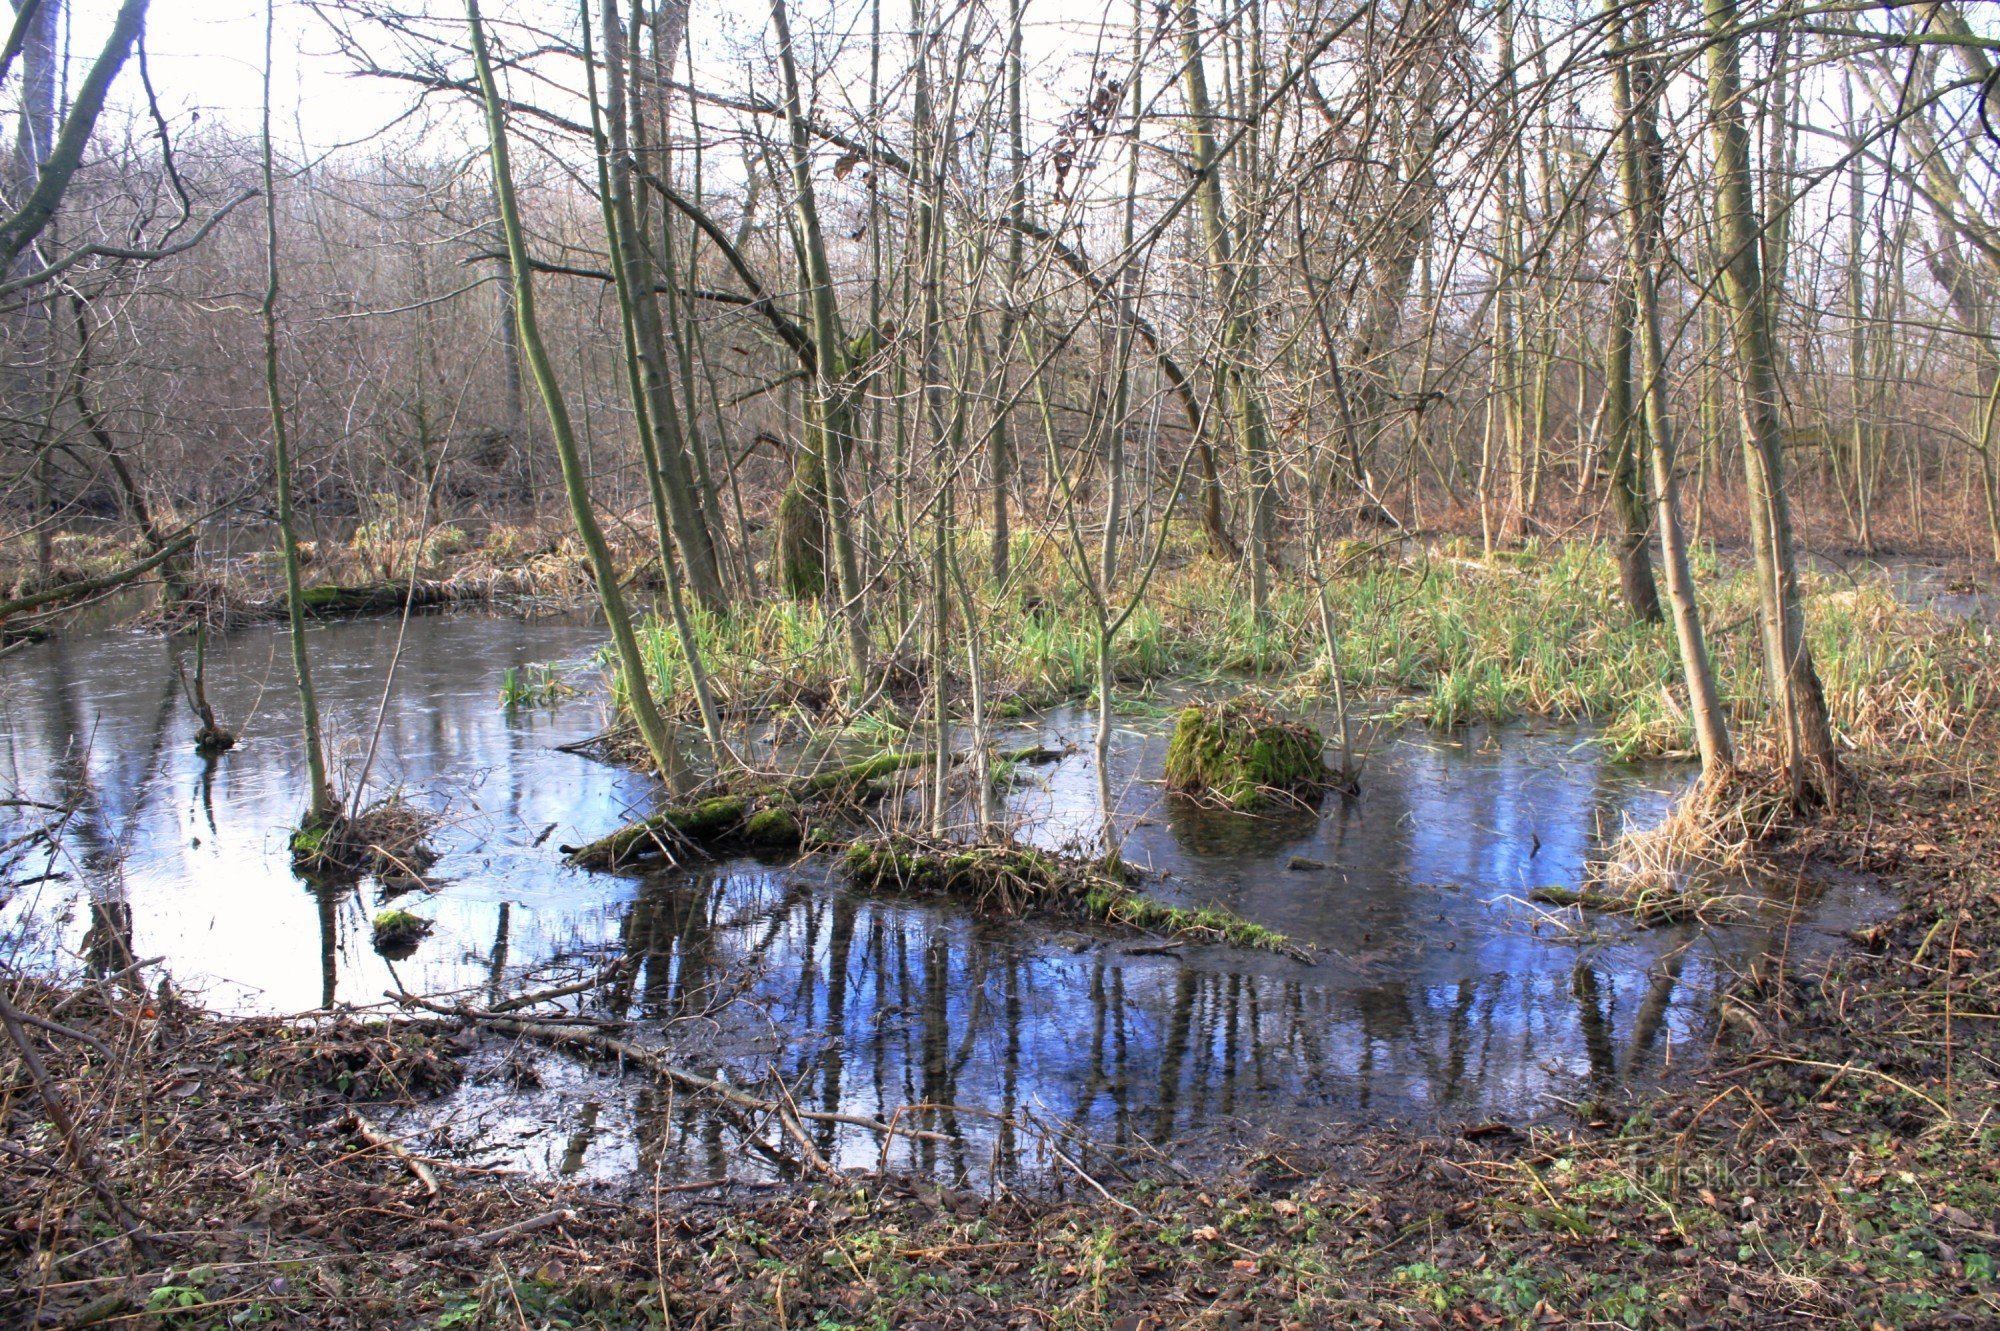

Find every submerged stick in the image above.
[396,998,944,1143]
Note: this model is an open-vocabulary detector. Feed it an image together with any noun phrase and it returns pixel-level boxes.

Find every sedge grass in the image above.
[606,535,1989,761]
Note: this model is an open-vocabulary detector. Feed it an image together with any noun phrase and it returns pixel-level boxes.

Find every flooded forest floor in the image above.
[2,537,1998,1329]
[6,736,1996,1330]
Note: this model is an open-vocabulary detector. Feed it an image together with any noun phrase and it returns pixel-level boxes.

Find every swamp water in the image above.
[0,613,1887,1185]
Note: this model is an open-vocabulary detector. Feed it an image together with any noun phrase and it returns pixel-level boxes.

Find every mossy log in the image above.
[843,837,1092,917]
[561,794,793,870]
[288,581,461,617]
[564,744,1064,871]
[841,835,1306,956]
[1163,702,1329,811]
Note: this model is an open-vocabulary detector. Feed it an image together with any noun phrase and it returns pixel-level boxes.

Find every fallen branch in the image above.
[341,1110,440,1197]
[413,1208,574,1259]
[0,528,198,623]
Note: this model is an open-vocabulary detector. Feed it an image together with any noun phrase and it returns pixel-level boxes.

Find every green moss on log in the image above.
[563,793,816,868]
[843,837,1075,914]
[567,746,1066,873]
[289,581,459,617]
[741,806,802,847]
[1163,701,1328,810]
[842,836,1302,956]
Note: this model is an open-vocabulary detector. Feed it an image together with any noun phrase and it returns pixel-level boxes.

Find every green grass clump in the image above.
[499,662,573,709]
[1164,701,1327,810]
[1097,893,1305,958]
[606,535,1984,762]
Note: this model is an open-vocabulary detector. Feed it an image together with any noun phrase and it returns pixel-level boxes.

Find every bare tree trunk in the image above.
[262,0,335,824]
[467,0,683,785]
[1604,272,1661,624]
[1613,1,1733,778]
[1706,0,1838,805]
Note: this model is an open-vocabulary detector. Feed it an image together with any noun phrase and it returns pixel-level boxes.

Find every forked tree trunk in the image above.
[1705,0,1838,805]
[1612,1,1733,780]
[767,0,871,690]
[1177,0,1273,622]
[596,0,726,611]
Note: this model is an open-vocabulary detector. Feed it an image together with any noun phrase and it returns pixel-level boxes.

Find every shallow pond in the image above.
[0,612,1887,1186]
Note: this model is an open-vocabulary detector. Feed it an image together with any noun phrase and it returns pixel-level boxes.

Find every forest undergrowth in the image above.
[606,531,1985,764]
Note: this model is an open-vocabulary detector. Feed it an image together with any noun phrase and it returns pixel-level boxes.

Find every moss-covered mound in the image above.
[291,800,439,881]
[1164,701,1328,810]
[370,909,433,959]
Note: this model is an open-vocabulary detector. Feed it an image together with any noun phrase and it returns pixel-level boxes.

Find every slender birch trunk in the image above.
[262,0,335,826]
[1612,2,1733,778]
[466,0,683,785]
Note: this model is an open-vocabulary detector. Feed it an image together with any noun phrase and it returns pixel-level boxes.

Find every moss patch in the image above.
[1164,701,1328,810]
[370,909,433,959]
[740,805,802,848]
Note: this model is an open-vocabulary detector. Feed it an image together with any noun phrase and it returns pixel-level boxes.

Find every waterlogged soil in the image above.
[0,612,1889,1187]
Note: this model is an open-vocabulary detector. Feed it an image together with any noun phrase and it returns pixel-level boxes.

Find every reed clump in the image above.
[1588,761,1801,924]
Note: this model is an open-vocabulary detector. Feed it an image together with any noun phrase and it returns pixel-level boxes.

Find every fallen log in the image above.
[561,744,1066,871]
[290,580,461,616]
[559,792,800,869]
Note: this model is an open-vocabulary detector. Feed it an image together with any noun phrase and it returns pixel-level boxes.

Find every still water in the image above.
[0,612,1883,1184]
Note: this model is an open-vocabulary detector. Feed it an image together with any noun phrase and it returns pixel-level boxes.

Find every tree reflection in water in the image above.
[0,618,1889,1186]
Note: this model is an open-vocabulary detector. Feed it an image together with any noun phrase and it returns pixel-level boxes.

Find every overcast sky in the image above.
[49,0,1137,162]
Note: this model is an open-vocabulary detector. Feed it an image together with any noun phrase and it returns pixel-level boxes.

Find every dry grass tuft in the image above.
[1593,763,1798,923]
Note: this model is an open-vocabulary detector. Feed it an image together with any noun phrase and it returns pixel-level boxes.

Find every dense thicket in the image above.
[5,0,1999,792]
